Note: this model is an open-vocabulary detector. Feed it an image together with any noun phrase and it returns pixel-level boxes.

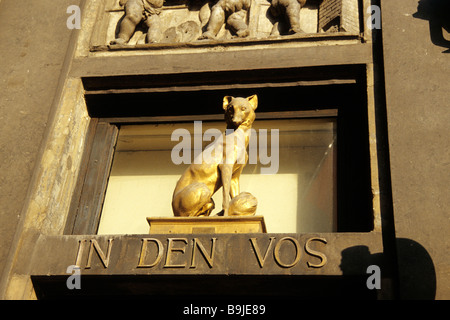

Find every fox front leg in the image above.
[219,164,233,216]
[230,164,244,198]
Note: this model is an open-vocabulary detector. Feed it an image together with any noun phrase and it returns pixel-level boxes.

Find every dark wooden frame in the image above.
[64,121,119,235]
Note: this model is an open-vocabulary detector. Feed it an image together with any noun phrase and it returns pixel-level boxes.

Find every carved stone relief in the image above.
[318,0,360,33]
[103,0,359,46]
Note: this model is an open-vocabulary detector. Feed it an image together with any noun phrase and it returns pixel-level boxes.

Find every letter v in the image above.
[250,237,275,268]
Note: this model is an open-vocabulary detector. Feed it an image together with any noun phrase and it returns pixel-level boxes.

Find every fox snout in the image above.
[228,105,245,125]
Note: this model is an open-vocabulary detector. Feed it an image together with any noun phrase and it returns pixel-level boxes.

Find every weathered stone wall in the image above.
[0,0,83,297]
[381,0,450,300]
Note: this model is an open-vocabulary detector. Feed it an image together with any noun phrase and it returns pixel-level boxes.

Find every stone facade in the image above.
[0,0,449,300]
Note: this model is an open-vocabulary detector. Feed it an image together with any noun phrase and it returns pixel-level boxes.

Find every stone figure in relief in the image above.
[269,0,307,35]
[110,0,164,44]
[199,0,252,39]
[172,95,258,217]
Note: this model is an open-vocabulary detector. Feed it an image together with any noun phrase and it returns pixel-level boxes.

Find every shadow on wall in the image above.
[396,238,436,300]
[339,239,436,299]
[339,245,383,299]
[413,0,450,53]
[340,245,383,276]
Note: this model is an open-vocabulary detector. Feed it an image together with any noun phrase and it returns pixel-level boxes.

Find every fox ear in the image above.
[223,96,233,110]
[246,95,258,110]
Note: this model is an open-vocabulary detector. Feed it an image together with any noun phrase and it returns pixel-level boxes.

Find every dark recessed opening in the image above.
[32,274,377,300]
[73,65,373,233]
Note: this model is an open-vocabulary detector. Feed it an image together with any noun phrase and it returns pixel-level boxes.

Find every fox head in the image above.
[223,95,258,129]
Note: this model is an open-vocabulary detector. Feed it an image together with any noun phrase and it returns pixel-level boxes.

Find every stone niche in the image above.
[100,0,360,46]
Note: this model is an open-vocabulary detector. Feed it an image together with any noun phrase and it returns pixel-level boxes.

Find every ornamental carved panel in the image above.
[90,0,360,48]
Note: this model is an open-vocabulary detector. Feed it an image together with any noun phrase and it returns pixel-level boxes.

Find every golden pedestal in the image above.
[147,216,267,234]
